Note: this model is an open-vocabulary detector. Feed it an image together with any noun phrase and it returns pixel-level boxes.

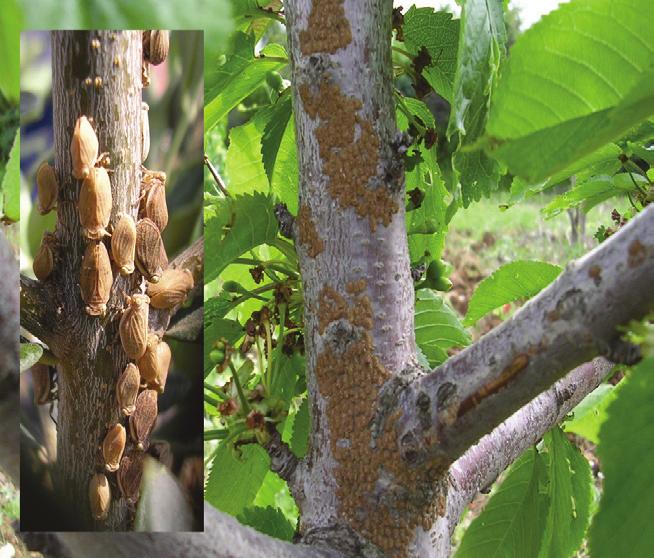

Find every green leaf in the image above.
[238,506,295,541]
[289,397,309,459]
[564,384,616,445]
[509,143,623,206]
[20,343,43,373]
[452,149,502,207]
[231,0,280,40]
[402,7,460,102]
[262,94,299,213]
[455,447,547,558]
[397,97,436,130]
[205,443,269,516]
[542,175,640,219]
[464,260,562,326]
[448,0,506,206]
[414,290,470,367]
[205,32,287,132]
[204,193,279,283]
[539,427,593,558]
[397,106,448,265]
[225,105,275,196]
[485,0,654,183]
[262,94,292,184]
[2,129,19,222]
[589,357,654,558]
[0,0,21,103]
[269,352,303,405]
[253,470,299,526]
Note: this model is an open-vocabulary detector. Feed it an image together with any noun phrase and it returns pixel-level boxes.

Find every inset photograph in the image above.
[20,30,204,531]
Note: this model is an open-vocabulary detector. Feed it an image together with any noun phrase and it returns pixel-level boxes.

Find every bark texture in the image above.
[47,31,142,530]
[54,503,336,558]
[286,1,439,554]
[446,357,612,530]
[400,204,654,468]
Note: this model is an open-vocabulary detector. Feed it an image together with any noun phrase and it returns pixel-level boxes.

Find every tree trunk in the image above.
[286,1,445,555]
[48,30,142,530]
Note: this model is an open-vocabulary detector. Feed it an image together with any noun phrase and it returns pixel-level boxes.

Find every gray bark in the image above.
[399,204,654,469]
[54,502,337,558]
[446,357,612,531]
[286,0,423,551]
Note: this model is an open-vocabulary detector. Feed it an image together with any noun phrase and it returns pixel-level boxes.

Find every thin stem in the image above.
[256,335,267,392]
[204,392,220,407]
[234,257,298,279]
[204,381,227,400]
[270,238,298,268]
[229,362,251,413]
[264,319,273,388]
[205,429,229,440]
[204,154,229,196]
[395,91,427,135]
[627,169,648,195]
[244,8,285,24]
[256,56,288,64]
[247,250,281,283]
[392,45,413,59]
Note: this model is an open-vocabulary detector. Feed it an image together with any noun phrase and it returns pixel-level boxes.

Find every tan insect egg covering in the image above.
[146,268,194,309]
[135,218,166,282]
[119,294,150,359]
[118,451,144,505]
[300,80,398,232]
[138,335,171,393]
[111,213,136,276]
[148,30,169,65]
[70,115,98,180]
[316,284,447,556]
[79,167,112,240]
[102,423,126,472]
[299,0,352,55]
[33,232,56,281]
[117,363,140,416]
[80,241,113,316]
[36,162,58,214]
[129,389,158,450]
[140,178,168,232]
[297,204,324,257]
[89,473,111,520]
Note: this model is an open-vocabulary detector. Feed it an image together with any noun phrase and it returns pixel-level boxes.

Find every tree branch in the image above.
[263,422,304,501]
[445,357,612,533]
[397,205,653,468]
[51,502,339,558]
[149,236,203,337]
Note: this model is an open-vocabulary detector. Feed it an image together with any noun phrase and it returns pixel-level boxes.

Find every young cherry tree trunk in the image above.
[34,31,141,530]
[284,1,450,554]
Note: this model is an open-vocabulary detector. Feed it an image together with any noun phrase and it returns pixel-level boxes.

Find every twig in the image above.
[204,154,229,197]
